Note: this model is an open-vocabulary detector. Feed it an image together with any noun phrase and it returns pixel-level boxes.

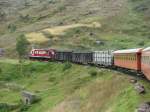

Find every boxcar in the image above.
[141,47,150,80]
[55,51,72,62]
[29,49,55,60]
[113,48,142,71]
[93,50,113,66]
[72,52,93,64]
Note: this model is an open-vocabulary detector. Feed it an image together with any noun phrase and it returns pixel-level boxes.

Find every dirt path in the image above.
[26,22,101,43]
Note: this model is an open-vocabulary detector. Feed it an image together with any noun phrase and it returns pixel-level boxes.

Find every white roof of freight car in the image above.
[113,48,142,54]
[143,47,150,52]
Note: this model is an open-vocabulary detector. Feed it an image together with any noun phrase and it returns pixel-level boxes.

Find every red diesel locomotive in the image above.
[29,49,55,60]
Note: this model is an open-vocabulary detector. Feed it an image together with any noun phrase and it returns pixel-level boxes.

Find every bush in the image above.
[0,67,2,74]
[0,103,17,112]
[19,104,30,112]
[19,14,30,23]
[48,76,56,82]
[89,70,97,77]
[138,41,145,46]
[48,0,56,4]
[8,24,17,33]
[42,31,53,39]
[58,5,66,12]
[0,103,10,112]
[62,62,72,71]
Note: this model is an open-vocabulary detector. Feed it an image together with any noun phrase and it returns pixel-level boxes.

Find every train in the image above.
[29,47,150,81]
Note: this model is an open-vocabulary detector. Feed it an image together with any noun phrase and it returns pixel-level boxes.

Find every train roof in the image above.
[73,51,92,53]
[31,48,54,51]
[113,48,142,54]
[142,47,150,52]
[94,50,113,52]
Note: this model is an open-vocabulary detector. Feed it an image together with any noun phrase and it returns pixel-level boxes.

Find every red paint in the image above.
[141,50,150,80]
[29,49,55,59]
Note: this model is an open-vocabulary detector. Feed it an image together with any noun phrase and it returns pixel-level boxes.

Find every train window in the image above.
[144,56,146,63]
[39,51,47,54]
[143,56,145,63]
[34,51,38,54]
[146,56,148,64]
[133,55,135,61]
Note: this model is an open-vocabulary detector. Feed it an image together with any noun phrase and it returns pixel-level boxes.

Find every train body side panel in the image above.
[72,52,93,64]
[55,51,72,61]
[93,51,113,66]
[114,53,141,71]
[141,51,150,80]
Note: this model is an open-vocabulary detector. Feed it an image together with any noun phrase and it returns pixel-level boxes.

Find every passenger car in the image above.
[141,47,150,80]
[113,48,142,71]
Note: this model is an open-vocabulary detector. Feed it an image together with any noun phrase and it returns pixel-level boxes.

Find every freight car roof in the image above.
[32,48,54,51]
[113,48,142,54]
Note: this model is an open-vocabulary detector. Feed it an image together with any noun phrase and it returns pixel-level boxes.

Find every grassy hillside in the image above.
[0,0,150,57]
[0,59,150,112]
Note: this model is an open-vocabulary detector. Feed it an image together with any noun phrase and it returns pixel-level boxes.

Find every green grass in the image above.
[0,60,150,112]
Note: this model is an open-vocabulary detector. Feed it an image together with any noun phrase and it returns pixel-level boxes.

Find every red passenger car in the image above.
[29,49,55,60]
[113,48,142,71]
[141,47,150,80]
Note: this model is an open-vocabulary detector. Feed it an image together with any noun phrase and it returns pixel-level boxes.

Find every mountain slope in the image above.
[0,60,150,112]
[1,0,150,56]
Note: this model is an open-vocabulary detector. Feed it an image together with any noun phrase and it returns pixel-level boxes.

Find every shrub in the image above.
[19,14,30,23]
[48,76,56,82]
[42,31,53,39]
[48,0,56,4]
[19,104,30,112]
[0,103,17,112]
[0,67,2,74]
[62,62,72,71]
[0,103,10,112]
[89,70,97,77]
[138,41,145,46]
[8,24,17,33]
[58,5,66,12]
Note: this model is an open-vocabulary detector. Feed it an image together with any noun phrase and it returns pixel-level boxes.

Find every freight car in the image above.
[55,51,72,62]
[93,51,113,66]
[113,48,142,71]
[29,49,55,61]
[141,47,150,80]
[72,52,93,64]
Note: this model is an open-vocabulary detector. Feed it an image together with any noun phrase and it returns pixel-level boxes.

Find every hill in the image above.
[0,0,150,57]
[0,59,150,112]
